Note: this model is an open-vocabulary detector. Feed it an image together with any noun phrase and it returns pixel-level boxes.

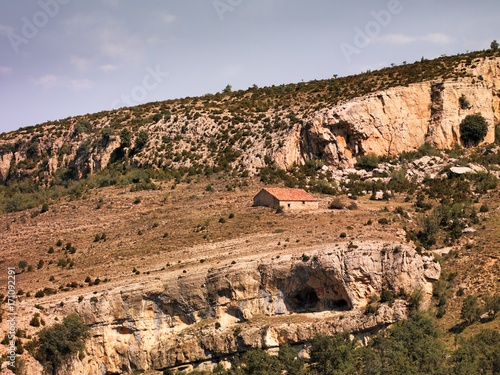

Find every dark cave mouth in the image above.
[286,288,350,313]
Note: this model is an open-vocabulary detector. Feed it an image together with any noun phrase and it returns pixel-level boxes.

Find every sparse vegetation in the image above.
[1,49,500,374]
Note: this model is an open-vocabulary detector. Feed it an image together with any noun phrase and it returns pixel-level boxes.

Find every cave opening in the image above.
[324,298,350,311]
[287,289,320,312]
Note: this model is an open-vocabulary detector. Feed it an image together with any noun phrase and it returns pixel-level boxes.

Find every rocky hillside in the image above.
[0,50,499,184]
[1,50,500,375]
[40,244,438,374]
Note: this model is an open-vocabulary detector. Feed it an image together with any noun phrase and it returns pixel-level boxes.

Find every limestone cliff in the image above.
[24,242,439,374]
[283,57,500,167]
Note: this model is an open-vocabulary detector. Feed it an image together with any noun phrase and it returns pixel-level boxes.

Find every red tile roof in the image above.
[261,188,317,202]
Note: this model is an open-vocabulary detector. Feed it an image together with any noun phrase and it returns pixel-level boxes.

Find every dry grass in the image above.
[0,177,405,300]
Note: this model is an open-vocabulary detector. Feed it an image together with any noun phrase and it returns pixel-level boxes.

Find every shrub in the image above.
[132,131,149,153]
[460,295,481,324]
[120,128,131,149]
[34,290,45,298]
[451,330,500,374]
[380,289,396,305]
[40,203,49,213]
[34,314,89,374]
[378,218,389,225]
[30,315,41,327]
[460,113,488,147]
[408,289,423,311]
[479,204,489,213]
[347,202,358,210]
[329,198,345,210]
[459,94,471,110]
[355,153,380,171]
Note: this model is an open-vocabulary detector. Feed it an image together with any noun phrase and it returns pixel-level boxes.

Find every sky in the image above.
[0,0,498,134]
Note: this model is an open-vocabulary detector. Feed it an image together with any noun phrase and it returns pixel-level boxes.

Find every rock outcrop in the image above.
[27,242,439,374]
[289,57,500,167]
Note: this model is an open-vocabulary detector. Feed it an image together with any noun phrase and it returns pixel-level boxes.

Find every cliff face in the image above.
[286,57,500,167]
[30,242,439,374]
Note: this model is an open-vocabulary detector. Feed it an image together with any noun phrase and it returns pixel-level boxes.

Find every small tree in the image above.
[491,39,499,51]
[460,295,481,324]
[133,131,149,153]
[119,128,131,149]
[458,94,471,110]
[34,314,89,375]
[355,153,380,171]
[460,114,488,147]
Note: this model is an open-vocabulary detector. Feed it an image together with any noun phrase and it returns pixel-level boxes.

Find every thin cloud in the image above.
[376,33,454,45]
[70,56,92,71]
[33,74,94,91]
[162,13,176,25]
[0,66,13,75]
[33,74,61,89]
[100,64,118,72]
[422,33,454,44]
[63,13,144,65]
[0,24,14,35]
[69,79,94,91]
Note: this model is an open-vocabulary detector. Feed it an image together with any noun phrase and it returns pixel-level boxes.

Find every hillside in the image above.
[0,50,499,184]
[0,50,499,374]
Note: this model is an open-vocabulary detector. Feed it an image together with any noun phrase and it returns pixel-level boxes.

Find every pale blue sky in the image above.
[0,0,498,133]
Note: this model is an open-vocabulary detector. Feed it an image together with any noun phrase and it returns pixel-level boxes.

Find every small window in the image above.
[287,203,291,208]
[302,201,305,204]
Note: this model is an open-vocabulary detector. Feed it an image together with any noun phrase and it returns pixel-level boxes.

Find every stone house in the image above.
[253,188,319,210]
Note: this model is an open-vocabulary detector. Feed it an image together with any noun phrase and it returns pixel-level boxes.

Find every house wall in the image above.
[253,190,280,209]
[280,200,319,210]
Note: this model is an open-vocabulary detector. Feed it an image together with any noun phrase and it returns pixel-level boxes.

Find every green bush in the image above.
[355,153,380,171]
[458,94,471,110]
[460,114,488,147]
[310,332,358,375]
[452,329,500,374]
[460,295,481,325]
[329,198,345,210]
[34,314,89,374]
